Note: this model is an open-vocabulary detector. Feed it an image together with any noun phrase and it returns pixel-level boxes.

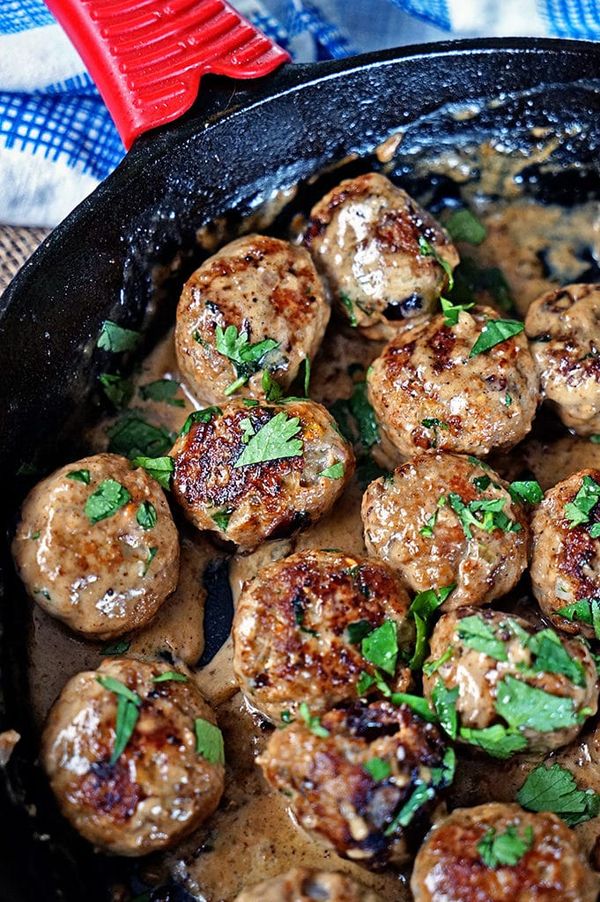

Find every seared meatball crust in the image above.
[304,172,458,340]
[233,549,412,722]
[525,283,600,435]
[424,608,598,755]
[41,658,224,855]
[170,399,354,551]
[362,452,529,608]
[12,453,179,640]
[235,868,382,902]
[259,700,451,869]
[367,305,539,458]
[175,235,330,405]
[411,803,600,902]
[531,468,600,639]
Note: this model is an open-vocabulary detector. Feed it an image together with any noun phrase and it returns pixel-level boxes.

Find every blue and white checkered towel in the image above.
[1,0,599,228]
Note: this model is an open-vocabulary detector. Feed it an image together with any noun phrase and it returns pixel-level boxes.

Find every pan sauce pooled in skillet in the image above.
[16,138,600,901]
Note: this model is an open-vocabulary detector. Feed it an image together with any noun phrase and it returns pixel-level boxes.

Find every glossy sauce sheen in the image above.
[27,138,600,900]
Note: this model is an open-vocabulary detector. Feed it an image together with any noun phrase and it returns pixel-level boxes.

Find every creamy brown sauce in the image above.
[25,135,600,900]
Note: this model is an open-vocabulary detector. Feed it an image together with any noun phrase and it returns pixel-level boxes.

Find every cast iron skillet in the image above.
[2,36,600,901]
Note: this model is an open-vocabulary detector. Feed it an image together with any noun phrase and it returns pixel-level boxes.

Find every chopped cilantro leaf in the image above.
[179,406,222,437]
[431,680,459,739]
[469,318,524,357]
[85,479,131,524]
[477,824,533,868]
[446,208,487,245]
[139,378,184,408]
[517,763,600,826]
[96,675,141,765]
[153,671,188,683]
[384,782,435,836]
[299,702,329,738]
[99,372,133,409]
[440,296,474,326]
[527,629,586,687]
[101,639,130,655]
[339,292,358,327]
[460,724,528,759]
[389,691,437,722]
[361,620,398,676]
[234,412,303,468]
[211,510,232,532]
[364,757,391,782]
[107,414,174,459]
[558,598,600,639]
[97,320,140,353]
[215,325,279,395]
[423,646,454,676]
[132,455,174,490]
[194,718,225,764]
[408,584,456,669]
[136,501,157,530]
[67,469,90,485]
[347,619,373,644]
[319,461,345,479]
[495,675,579,732]
[142,547,158,576]
[420,510,438,537]
[418,236,454,290]
[509,480,543,504]
[564,475,600,528]
[457,614,508,661]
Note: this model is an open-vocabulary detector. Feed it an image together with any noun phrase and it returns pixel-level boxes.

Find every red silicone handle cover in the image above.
[45,0,290,148]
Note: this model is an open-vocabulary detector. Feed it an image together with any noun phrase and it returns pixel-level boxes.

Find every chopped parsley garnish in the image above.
[107,414,174,459]
[457,614,508,661]
[418,236,454,290]
[447,493,520,539]
[384,782,435,836]
[347,619,373,644]
[431,680,458,739]
[132,455,174,490]
[234,412,303,468]
[423,646,454,676]
[215,324,279,394]
[509,480,543,504]
[389,691,437,723]
[364,757,391,782]
[85,479,131,524]
[440,296,474,326]
[517,763,600,826]
[67,469,91,485]
[303,357,311,397]
[319,461,345,479]
[469,318,524,357]
[281,710,294,724]
[101,639,130,655]
[142,547,157,576]
[477,824,533,869]
[505,392,512,406]
[136,501,157,530]
[408,584,456,669]
[30,531,40,540]
[299,702,329,738]
[558,598,600,639]
[194,717,225,764]
[293,595,319,638]
[459,724,528,759]
[590,435,600,444]
[421,417,449,448]
[211,510,232,532]
[240,417,255,443]
[564,475,600,528]
[495,675,579,732]
[153,671,188,683]
[419,510,438,537]
[526,629,586,687]
[97,320,140,353]
[96,675,141,765]
[446,208,487,245]
[262,369,284,402]
[179,406,222,437]
[140,378,184,408]
[361,620,398,676]
[99,373,133,409]
[339,292,358,327]
[331,380,380,449]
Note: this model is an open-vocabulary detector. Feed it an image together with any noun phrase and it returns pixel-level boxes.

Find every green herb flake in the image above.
[107,414,174,459]
[408,584,456,669]
[153,671,189,683]
[460,724,528,759]
[303,357,311,397]
[440,296,474,326]
[364,757,391,782]
[140,378,184,408]
[505,392,512,407]
[211,509,232,532]
[96,675,141,765]
[384,782,435,836]
[423,646,454,676]
[346,619,373,644]
[564,475,600,528]
[509,480,543,504]
[419,510,438,538]
[527,629,586,687]
[85,479,131,524]
[132,455,174,490]
[97,320,140,353]
[590,435,600,444]
[101,639,130,656]
[281,710,294,724]
[457,614,508,661]
[136,501,157,530]
[469,318,524,358]
[517,763,600,826]
[299,701,329,738]
[179,406,222,437]
[495,675,579,733]
[361,620,398,677]
[431,680,459,739]
[67,469,91,485]
[215,324,279,394]
[99,373,133,409]
[557,598,600,639]
[234,412,303,468]
[477,824,534,869]
[142,546,158,576]
[30,530,40,540]
[446,208,487,245]
[418,236,454,291]
[421,417,449,448]
[448,492,520,539]
[194,717,225,764]
[319,461,345,480]
[340,292,358,327]
[389,691,437,722]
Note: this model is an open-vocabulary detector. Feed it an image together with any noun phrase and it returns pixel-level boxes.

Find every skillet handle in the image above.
[44,0,290,149]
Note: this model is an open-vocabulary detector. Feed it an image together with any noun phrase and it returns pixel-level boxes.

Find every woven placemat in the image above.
[0,225,50,294]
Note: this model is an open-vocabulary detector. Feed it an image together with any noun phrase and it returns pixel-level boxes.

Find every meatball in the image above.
[367,305,539,457]
[233,549,412,722]
[170,399,354,551]
[362,452,529,608]
[304,172,458,339]
[259,700,452,869]
[41,657,224,855]
[411,803,599,902]
[175,235,330,405]
[531,468,600,639]
[423,608,598,756]
[525,283,600,435]
[12,453,179,640]
[235,868,382,902]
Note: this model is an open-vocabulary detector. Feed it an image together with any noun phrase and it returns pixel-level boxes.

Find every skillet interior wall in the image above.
[1,40,600,901]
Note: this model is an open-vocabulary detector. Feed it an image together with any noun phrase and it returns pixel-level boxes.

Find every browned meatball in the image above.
[259,700,452,869]
[362,452,529,609]
[170,399,354,551]
[531,469,600,640]
[41,658,224,855]
[235,868,382,902]
[525,283,600,435]
[233,550,412,722]
[304,172,458,339]
[367,305,539,457]
[12,453,179,640]
[411,803,599,901]
[175,235,330,405]
[423,608,598,756]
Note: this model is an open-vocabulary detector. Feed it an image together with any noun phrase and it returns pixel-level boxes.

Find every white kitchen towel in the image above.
[0,0,598,228]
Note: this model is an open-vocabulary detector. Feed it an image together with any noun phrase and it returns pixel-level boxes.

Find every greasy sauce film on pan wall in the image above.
[24,125,600,901]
